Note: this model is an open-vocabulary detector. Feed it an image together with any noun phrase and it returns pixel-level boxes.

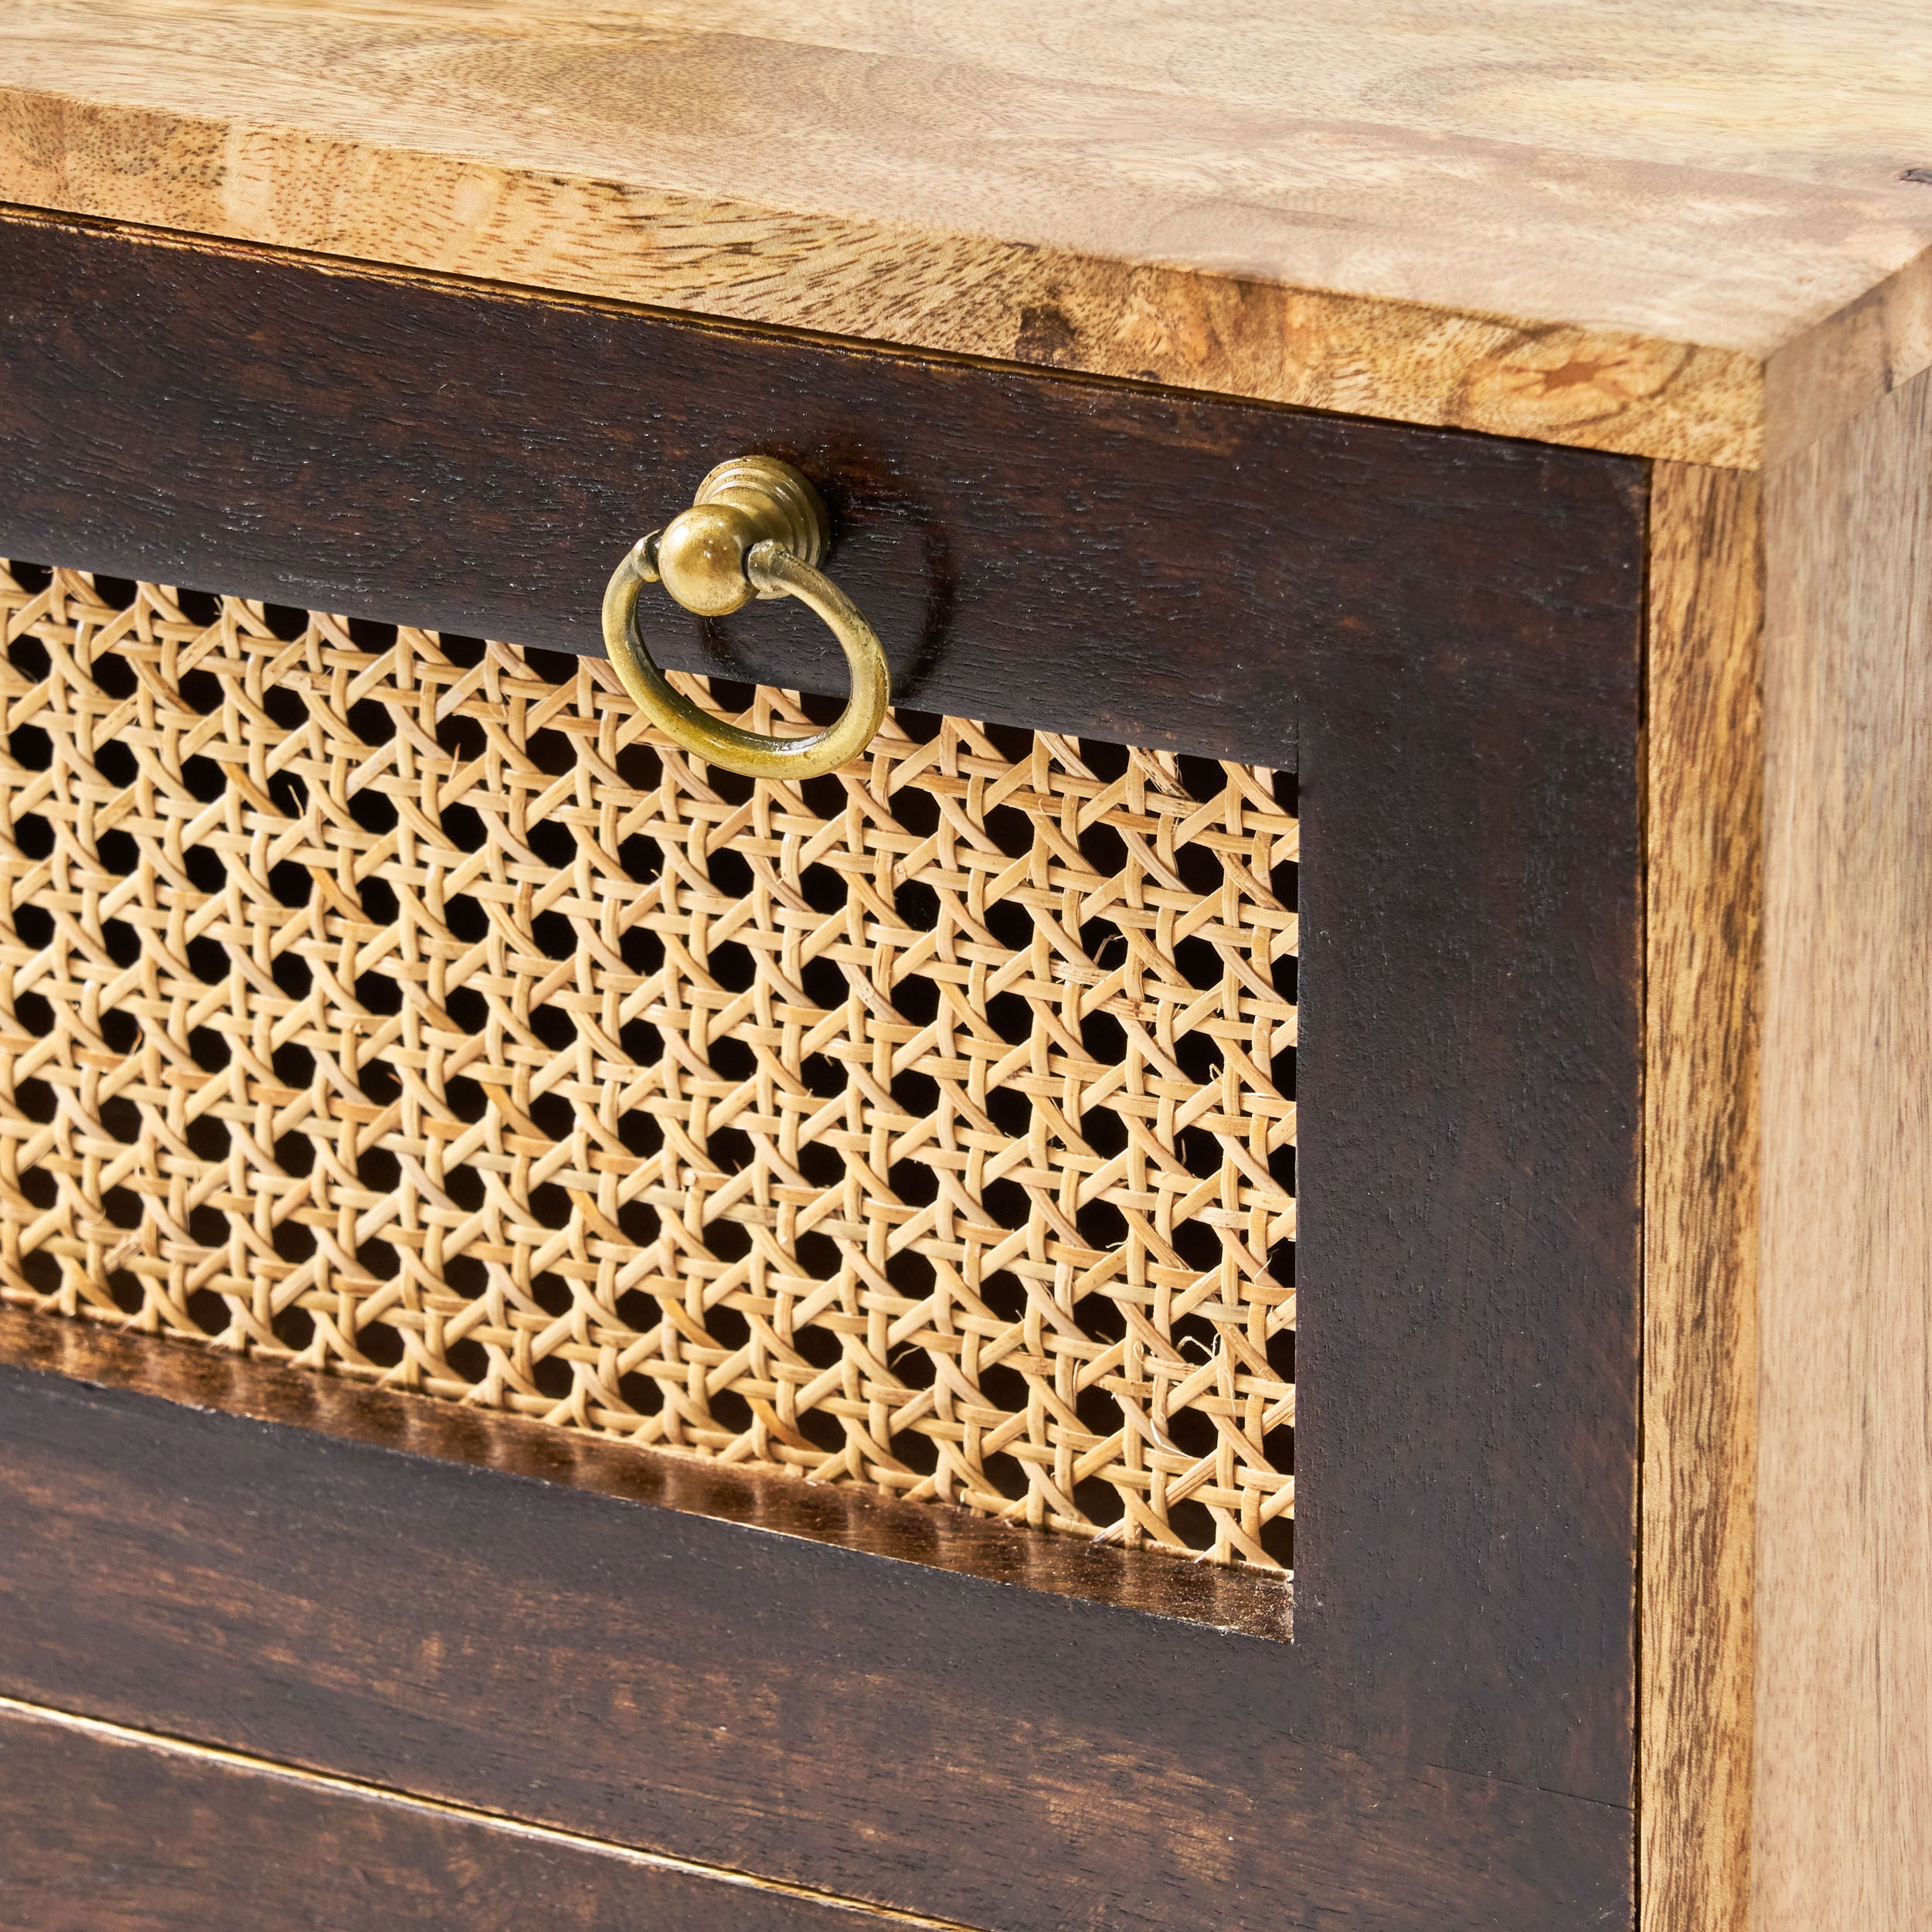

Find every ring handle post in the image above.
[601,455,889,780]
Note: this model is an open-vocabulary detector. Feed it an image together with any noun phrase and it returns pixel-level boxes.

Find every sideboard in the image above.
[0,6,1927,1928]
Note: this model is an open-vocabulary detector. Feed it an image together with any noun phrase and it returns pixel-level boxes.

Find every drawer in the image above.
[0,1699,891,1932]
[0,209,1646,1929]
[5,11,1931,1927]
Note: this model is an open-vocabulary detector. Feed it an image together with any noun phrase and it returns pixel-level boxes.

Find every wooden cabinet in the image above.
[0,9,1926,1929]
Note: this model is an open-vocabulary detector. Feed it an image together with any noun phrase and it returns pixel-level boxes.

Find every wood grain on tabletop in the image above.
[1755,362,1932,1932]
[1642,459,1764,1932]
[0,1,1929,466]
[0,1698,967,1931]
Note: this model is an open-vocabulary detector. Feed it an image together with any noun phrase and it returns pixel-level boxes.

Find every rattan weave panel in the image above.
[0,566,1296,1568]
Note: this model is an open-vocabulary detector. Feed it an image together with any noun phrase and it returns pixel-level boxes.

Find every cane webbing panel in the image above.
[0,565,1297,1569]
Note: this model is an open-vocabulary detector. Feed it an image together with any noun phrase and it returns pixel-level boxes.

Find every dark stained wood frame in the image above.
[0,210,1647,1930]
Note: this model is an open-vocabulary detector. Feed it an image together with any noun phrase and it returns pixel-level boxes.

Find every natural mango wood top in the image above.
[1,0,1930,465]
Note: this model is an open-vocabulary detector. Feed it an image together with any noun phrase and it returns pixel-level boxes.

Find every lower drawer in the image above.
[0,1698,944,1930]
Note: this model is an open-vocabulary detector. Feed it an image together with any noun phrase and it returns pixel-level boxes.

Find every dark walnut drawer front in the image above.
[0,211,1645,1932]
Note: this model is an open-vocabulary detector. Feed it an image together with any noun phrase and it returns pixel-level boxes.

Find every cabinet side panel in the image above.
[1644,461,1764,1932]
[1760,366,1932,1932]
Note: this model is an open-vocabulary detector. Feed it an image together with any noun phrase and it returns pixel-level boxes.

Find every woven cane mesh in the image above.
[0,564,1297,1569]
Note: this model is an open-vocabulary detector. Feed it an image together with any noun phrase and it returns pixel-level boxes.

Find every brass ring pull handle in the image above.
[602,454,889,779]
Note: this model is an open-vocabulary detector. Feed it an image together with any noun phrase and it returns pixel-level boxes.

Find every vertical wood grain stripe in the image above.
[1758,366,1932,1932]
[1643,460,1764,1932]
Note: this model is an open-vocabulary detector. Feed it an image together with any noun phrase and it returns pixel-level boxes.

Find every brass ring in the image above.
[601,456,889,781]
